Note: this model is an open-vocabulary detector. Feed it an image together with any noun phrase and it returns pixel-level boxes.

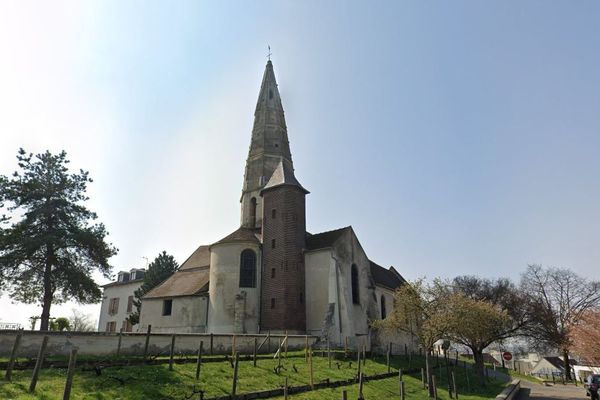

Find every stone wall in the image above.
[0,330,317,358]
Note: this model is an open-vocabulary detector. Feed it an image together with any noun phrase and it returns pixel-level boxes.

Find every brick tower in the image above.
[260,160,309,332]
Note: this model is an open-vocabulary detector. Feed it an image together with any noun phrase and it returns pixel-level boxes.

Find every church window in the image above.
[272,209,277,219]
[351,264,360,305]
[250,197,257,225]
[162,299,172,316]
[271,268,276,278]
[380,295,387,319]
[271,239,276,249]
[271,298,276,309]
[239,249,257,288]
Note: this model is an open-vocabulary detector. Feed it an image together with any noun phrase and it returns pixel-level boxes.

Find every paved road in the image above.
[516,380,588,399]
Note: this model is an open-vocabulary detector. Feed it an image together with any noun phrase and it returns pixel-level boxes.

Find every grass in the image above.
[0,351,507,400]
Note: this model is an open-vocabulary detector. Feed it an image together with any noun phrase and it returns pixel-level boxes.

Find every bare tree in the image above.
[69,309,96,332]
[521,264,600,380]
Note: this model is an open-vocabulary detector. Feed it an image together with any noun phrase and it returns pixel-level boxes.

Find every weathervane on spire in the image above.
[267,45,272,61]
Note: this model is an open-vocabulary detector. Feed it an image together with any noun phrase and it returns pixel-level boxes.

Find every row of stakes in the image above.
[3,328,466,400]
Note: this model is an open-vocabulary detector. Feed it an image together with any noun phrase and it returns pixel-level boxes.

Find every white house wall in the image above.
[208,242,261,334]
[98,281,142,332]
[139,296,208,333]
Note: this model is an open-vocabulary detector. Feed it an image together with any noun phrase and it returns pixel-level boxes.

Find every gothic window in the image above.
[250,197,257,225]
[351,264,360,305]
[239,249,257,288]
[380,295,387,319]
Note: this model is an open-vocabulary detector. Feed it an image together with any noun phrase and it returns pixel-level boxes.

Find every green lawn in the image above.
[0,351,507,400]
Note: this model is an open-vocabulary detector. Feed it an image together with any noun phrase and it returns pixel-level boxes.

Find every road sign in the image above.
[502,352,513,361]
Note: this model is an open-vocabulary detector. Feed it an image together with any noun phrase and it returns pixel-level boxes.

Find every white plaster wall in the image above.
[208,242,261,333]
[304,249,335,337]
[98,281,142,332]
[139,296,208,333]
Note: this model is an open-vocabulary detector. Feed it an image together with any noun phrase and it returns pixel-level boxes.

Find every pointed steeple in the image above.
[240,61,294,228]
[261,159,309,194]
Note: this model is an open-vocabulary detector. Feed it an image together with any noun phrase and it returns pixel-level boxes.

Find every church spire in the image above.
[240,60,294,229]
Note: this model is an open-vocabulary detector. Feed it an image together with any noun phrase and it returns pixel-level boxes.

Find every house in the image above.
[97,268,145,332]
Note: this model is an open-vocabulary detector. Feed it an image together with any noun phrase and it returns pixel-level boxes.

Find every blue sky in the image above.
[1,1,599,326]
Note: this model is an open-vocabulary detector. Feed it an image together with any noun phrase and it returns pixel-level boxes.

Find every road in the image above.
[515,380,588,399]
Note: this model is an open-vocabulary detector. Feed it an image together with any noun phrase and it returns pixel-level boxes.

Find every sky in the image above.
[1,1,599,328]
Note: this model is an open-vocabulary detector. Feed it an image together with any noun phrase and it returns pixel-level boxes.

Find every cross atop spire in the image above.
[267,45,272,61]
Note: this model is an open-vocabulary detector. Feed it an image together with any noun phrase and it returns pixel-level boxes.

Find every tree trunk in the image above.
[39,247,54,331]
[425,349,434,398]
[563,348,572,381]
[472,347,486,385]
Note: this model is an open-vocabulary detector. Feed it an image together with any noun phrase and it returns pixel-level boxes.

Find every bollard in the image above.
[62,348,78,400]
[5,330,22,381]
[29,335,49,393]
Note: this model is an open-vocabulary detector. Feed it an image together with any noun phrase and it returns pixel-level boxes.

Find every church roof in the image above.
[179,245,210,270]
[369,261,406,290]
[212,227,261,247]
[143,266,209,299]
[305,227,351,250]
[261,159,309,194]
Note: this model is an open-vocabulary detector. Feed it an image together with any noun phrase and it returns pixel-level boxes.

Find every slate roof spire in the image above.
[240,60,294,228]
[261,158,309,194]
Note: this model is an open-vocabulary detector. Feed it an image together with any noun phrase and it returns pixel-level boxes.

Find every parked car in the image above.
[585,374,600,399]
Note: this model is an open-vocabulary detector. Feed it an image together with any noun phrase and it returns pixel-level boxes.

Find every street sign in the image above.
[502,352,513,361]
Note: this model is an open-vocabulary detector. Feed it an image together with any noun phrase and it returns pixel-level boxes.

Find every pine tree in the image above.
[128,251,178,325]
[0,149,117,331]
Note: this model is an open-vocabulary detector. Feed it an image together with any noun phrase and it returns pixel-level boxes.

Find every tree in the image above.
[69,308,96,332]
[378,279,451,398]
[445,293,511,381]
[450,276,530,381]
[521,264,600,380]
[570,308,600,366]
[127,251,178,325]
[50,317,71,332]
[0,149,118,331]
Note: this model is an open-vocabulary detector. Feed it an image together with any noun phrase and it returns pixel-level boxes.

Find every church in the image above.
[137,60,405,346]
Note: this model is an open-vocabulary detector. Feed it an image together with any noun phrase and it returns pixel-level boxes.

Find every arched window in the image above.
[380,295,387,319]
[351,264,360,305]
[250,197,257,226]
[239,249,257,288]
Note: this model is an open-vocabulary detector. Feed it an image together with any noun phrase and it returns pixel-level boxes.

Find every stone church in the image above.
[138,60,405,346]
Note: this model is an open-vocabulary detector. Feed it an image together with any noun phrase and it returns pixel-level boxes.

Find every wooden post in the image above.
[231,352,240,397]
[210,332,214,356]
[327,338,331,368]
[284,377,289,399]
[342,390,348,400]
[344,336,349,357]
[387,342,391,373]
[29,335,49,393]
[143,324,151,360]
[399,368,403,382]
[399,369,403,396]
[5,330,22,381]
[362,344,366,366]
[432,375,438,399]
[309,347,314,389]
[421,367,426,389]
[268,330,271,353]
[357,346,362,380]
[452,370,458,399]
[116,328,123,357]
[169,334,176,371]
[62,347,78,400]
[405,343,408,358]
[305,335,309,362]
[195,341,203,381]
[232,334,236,357]
[278,339,282,368]
[253,337,257,367]
[400,380,405,400]
[62,348,78,400]
[358,372,364,400]
[284,330,288,358]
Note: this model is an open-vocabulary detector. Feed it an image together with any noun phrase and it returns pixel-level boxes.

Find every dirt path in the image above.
[516,380,587,399]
